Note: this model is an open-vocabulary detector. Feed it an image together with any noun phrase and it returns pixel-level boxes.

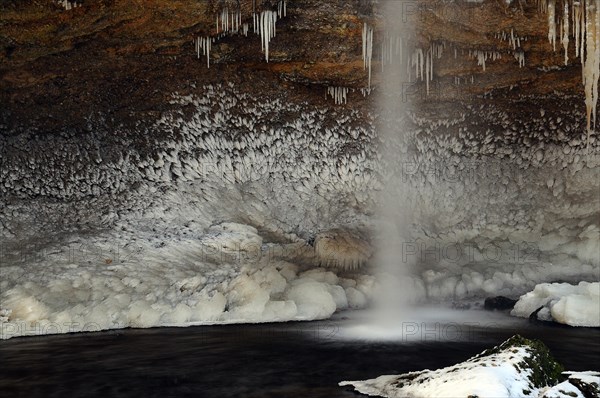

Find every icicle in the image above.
[514,50,526,68]
[259,10,278,62]
[327,87,348,105]
[366,25,373,88]
[197,36,211,68]
[563,3,570,65]
[362,23,367,69]
[360,88,372,97]
[425,49,430,94]
[362,23,373,88]
[511,28,516,50]
[581,2,586,67]
[548,0,557,51]
[575,2,581,58]
[419,48,424,79]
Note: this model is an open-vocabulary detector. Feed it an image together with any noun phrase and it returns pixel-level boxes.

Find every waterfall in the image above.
[370,0,417,326]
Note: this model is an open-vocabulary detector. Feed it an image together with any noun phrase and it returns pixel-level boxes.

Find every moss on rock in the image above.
[476,335,564,389]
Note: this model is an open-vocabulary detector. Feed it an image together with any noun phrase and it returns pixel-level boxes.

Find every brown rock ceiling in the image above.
[0,0,590,134]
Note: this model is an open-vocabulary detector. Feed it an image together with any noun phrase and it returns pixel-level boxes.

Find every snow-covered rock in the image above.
[511,282,600,327]
[539,371,600,398]
[340,335,565,398]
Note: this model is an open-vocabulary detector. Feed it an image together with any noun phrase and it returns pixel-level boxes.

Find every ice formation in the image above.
[362,22,374,88]
[549,0,558,51]
[469,49,503,72]
[257,10,278,62]
[56,0,80,10]
[359,87,373,97]
[582,1,599,144]
[511,281,600,327]
[515,49,526,67]
[327,86,348,105]
[196,36,211,68]
[277,0,287,18]
[1,79,599,339]
[216,7,242,36]
[540,0,599,144]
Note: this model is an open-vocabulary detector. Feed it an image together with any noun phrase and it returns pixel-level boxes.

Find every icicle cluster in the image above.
[196,36,212,68]
[256,10,278,62]
[360,88,373,97]
[362,23,374,88]
[453,76,476,86]
[410,48,435,94]
[277,0,288,18]
[216,8,242,37]
[495,29,527,50]
[548,0,558,51]
[468,50,502,72]
[328,87,349,105]
[582,1,599,143]
[540,0,599,144]
[380,32,405,70]
[57,0,80,10]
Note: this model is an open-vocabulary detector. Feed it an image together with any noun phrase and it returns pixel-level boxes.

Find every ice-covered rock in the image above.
[511,282,600,327]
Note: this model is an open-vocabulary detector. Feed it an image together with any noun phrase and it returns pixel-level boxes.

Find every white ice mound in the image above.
[340,335,564,398]
[511,281,600,327]
[0,225,376,339]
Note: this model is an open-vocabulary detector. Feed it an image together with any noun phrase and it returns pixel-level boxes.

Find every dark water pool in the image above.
[1,313,599,397]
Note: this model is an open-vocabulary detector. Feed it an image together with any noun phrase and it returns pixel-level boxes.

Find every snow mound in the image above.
[340,335,564,398]
[511,282,600,327]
